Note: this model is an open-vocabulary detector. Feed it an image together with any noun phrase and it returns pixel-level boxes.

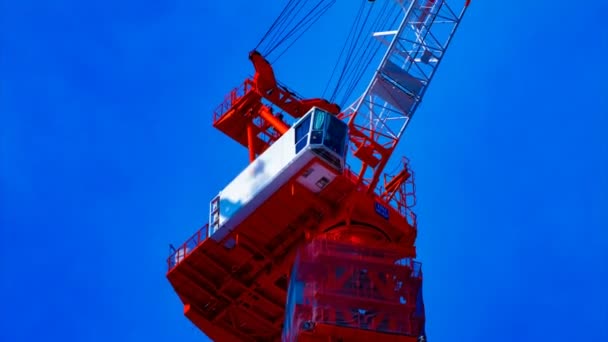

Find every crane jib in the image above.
[344,0,470,193]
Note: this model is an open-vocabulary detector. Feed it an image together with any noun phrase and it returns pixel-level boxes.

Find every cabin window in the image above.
[294,113,312,153]
[313,110,326,131]
[323,115,348,157]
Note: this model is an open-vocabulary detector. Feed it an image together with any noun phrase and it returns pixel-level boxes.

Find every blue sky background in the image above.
[1,0,607,341]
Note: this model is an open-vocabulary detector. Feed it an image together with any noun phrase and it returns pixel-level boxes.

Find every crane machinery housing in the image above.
[166,0,470,341]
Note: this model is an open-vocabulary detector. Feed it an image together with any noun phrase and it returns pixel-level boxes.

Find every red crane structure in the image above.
[167,1,470,341]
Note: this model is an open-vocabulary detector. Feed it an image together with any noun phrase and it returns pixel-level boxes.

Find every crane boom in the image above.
[342,0,470,192]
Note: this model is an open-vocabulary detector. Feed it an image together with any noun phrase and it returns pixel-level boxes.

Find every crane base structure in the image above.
[167,0,470,341]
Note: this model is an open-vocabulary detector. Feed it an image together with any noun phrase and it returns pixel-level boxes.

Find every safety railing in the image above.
[212,78,256,124]
[167,224,209,271]
[306,235,417,260]
[344,160,418,227]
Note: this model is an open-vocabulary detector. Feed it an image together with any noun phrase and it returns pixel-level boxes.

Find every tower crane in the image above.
[167,1,470,341]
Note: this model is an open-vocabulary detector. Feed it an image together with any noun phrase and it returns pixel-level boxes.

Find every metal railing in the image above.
[212,78,256,124]
[343,162,418,227]
[166,224,209,271]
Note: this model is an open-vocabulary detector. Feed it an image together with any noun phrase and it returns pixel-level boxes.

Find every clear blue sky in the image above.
[1,1,607,341]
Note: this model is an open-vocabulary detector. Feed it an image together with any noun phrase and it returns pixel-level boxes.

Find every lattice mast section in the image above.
[340,0,470,193]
